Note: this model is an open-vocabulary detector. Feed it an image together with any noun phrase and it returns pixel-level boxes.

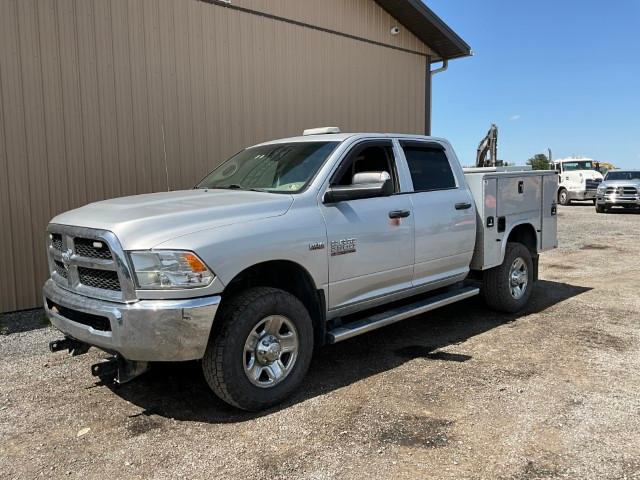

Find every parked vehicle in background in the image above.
[595,169,640,213]
[43,129,558,411]
[552,157,604,206]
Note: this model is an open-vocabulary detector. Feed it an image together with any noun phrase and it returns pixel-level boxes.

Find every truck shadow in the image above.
[107,280,591,423]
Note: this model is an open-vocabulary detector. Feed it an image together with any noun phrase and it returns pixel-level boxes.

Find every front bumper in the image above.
[43,279,220,362]
[567,189,597,201]
[596,194,640,206]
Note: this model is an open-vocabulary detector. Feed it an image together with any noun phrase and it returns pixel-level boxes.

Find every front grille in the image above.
[585,179,602,190]
[53,260,68,279]
[47,226,132,301]
[46,298,111,331]
[78,267,121,291]
[74,238,113,259]
[51,233,64,251]
[606,186,638,196]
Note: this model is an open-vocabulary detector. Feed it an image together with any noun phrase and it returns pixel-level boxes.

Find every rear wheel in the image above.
[558,188,570,206]
[202,287,314,411]
[482,242,534,313]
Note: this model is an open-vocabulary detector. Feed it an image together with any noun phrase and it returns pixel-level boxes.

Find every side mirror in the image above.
[323,171,393,203]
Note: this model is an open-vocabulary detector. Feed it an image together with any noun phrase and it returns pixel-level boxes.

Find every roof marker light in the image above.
[303,127,341,136]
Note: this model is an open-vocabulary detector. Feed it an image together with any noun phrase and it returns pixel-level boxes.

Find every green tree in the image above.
[527,153,550,170]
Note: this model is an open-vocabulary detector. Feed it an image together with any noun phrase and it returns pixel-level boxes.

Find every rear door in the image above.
[320,140,414,313]
[399,141,476,288]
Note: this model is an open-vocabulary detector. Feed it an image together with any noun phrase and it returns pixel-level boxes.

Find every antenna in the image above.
[161,124,169,192]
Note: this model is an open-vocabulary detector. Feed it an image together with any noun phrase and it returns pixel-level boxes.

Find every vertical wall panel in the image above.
[76,0,105,203]
[0,1,18,311]
[17,0,52,301]
[0,0,36,310]
[0,0,429,311]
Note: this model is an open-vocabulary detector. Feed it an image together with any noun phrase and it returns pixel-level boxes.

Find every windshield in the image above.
[562,161,595,171]
[605,171,640,181]
[197,141,339,193]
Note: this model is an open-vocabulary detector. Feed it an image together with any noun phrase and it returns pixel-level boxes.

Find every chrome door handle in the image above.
[388,210,411,219]
[455,202,472,210]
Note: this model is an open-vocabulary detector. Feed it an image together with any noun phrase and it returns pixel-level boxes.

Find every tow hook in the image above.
[49,337,90,356]
[91,356,149,385]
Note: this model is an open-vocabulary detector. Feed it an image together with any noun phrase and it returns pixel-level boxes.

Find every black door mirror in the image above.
[323,171,393,203]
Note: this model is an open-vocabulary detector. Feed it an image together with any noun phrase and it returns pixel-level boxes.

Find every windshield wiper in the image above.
[196,184,271,192]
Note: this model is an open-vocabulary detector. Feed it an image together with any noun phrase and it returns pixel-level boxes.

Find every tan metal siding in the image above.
[230,0,431,55]
[0,0,427,312]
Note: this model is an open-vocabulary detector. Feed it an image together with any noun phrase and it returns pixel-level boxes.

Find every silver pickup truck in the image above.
[44,129,558,411]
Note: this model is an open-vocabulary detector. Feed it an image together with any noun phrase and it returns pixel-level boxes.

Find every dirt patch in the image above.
[125,414,164,437]
[506,460,563,480]
[378,416,452,448]
[546,264,577,271]
[580,244,610,251]
[575,327,631,352]
[0,308,49,335]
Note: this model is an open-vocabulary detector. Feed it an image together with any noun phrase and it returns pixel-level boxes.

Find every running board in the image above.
[327,286,480,344]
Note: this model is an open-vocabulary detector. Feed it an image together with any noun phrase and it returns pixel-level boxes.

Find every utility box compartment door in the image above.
[496,176,542,217]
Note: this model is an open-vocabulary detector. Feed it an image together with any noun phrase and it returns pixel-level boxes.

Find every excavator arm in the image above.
[476,124,499,167]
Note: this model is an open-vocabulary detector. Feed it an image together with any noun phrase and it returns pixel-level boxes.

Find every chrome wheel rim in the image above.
[243,315,299,388]
[509,257,528,300]
[560,191,567,204]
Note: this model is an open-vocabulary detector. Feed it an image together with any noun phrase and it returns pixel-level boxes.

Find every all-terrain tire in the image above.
[482,242,534,313]
[202,287,314,411]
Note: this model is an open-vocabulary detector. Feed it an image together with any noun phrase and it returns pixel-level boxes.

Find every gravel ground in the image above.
[1,205,639,479]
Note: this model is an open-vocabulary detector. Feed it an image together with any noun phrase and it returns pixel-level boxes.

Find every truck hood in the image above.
[51,189,294,250]
[600,179,640,188]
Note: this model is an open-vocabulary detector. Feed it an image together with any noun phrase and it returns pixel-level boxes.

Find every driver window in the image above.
[332,142,398,192]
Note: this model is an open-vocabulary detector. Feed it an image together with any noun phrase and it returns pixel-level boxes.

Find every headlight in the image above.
[129,250,214,289]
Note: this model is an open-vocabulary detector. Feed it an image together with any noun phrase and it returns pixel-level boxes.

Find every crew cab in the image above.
[595,169,640,213]
[44,129,558,411]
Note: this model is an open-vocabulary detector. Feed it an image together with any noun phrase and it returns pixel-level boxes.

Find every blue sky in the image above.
[426,0,640,168]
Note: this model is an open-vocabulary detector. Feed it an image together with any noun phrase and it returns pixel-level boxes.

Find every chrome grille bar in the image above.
[46,225,137,303]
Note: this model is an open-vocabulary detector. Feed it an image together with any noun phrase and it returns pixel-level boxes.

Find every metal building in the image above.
[0,0,470,312]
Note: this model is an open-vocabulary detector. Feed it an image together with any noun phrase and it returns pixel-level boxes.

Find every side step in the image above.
[327,286,480,344]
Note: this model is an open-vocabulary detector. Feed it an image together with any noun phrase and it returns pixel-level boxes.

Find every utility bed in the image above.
[463,167,558,270]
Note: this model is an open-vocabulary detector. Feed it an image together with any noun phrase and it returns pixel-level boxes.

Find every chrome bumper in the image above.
[596,194,640,206]
[43,279,220,362]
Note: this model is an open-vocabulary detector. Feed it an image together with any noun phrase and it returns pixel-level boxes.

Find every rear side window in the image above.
[401,143,456,192]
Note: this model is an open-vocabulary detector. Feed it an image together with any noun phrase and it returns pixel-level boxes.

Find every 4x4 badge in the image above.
[309,242,325,251]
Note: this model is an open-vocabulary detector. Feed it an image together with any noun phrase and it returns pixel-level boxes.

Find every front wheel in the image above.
[595,204,606,213]
[558,188,570,206]
[482,243,534,313]
[202,287,314,411]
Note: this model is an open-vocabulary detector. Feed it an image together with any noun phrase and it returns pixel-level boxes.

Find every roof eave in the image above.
[375,0,472,60]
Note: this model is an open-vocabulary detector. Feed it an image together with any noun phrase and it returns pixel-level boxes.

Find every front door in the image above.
[320,140,414,313]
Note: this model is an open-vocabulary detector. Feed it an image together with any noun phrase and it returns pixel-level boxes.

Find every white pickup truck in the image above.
[44,129,558,410]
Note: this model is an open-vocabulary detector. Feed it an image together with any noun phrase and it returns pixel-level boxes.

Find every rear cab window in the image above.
[400,141,456,192]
